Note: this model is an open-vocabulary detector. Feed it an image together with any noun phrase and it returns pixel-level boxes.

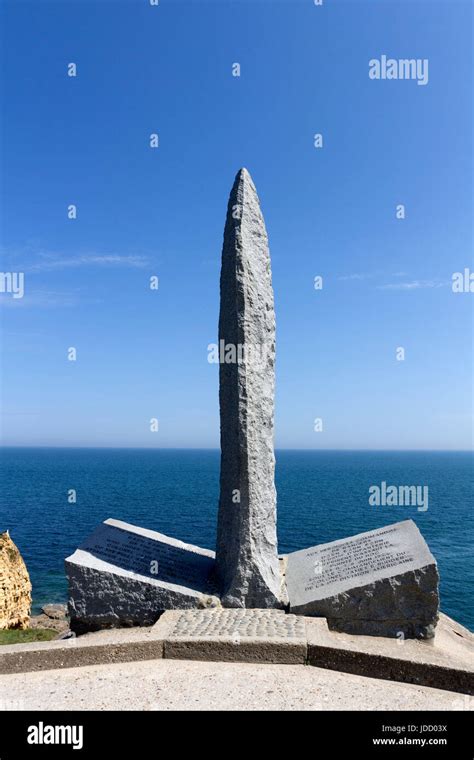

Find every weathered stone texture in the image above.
[216,168,281,608]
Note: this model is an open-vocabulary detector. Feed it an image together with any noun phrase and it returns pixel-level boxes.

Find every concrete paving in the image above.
[1,611,472,696]
[1,659,471,711]
[307,613,474,694]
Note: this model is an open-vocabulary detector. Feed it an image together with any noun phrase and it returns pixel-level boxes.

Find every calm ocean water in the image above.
[0,447,472,630]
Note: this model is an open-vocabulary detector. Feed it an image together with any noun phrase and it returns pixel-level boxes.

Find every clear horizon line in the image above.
[1,445,472,453]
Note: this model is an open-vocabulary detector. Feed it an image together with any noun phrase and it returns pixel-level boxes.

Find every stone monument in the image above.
[65,168,439,640]
[215,168,281,608]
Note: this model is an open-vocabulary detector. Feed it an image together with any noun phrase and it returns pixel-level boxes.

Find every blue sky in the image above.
[0,0,472,449]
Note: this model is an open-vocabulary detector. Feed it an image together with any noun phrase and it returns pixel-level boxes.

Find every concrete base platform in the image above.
[0,626,165,675]
[0,610,472,695]
[307,613,474,696]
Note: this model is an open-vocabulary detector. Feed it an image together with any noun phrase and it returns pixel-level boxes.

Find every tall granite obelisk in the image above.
[215,168,281,608]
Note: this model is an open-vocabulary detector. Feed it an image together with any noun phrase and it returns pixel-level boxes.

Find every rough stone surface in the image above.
[42,603,67,620]
[156,608,307,663]
[65,519,219,633]
[216,167,281,608]
[0,531,31,630]
[286,520,439,639]
[30,613,69,634]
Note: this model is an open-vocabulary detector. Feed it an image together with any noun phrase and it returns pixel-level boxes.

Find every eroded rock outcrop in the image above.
[0,531,32,630]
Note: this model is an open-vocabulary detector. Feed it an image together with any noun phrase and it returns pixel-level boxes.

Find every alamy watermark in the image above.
[369,55,429,86]
[452,268,474,293]
[207,340,272,369]
[27,722,83,750]
[369,482,428,512]
[0,271,24,299]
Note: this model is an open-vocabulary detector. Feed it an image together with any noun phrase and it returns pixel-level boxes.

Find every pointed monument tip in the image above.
[236,167,251,181]
[233,167,257,195]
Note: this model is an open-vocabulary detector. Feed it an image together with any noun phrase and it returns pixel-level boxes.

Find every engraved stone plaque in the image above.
[65,519,219,633]
[285,520,439,639]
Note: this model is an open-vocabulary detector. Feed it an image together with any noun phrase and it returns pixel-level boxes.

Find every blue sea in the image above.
[1,448,472,630]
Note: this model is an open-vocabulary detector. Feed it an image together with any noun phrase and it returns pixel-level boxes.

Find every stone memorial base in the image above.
[156,608,307,664]
[285,520,439,639]
[0,609,472,696]
[66,518,440,641]
[306,612,474,696]
[65,519,219,633]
